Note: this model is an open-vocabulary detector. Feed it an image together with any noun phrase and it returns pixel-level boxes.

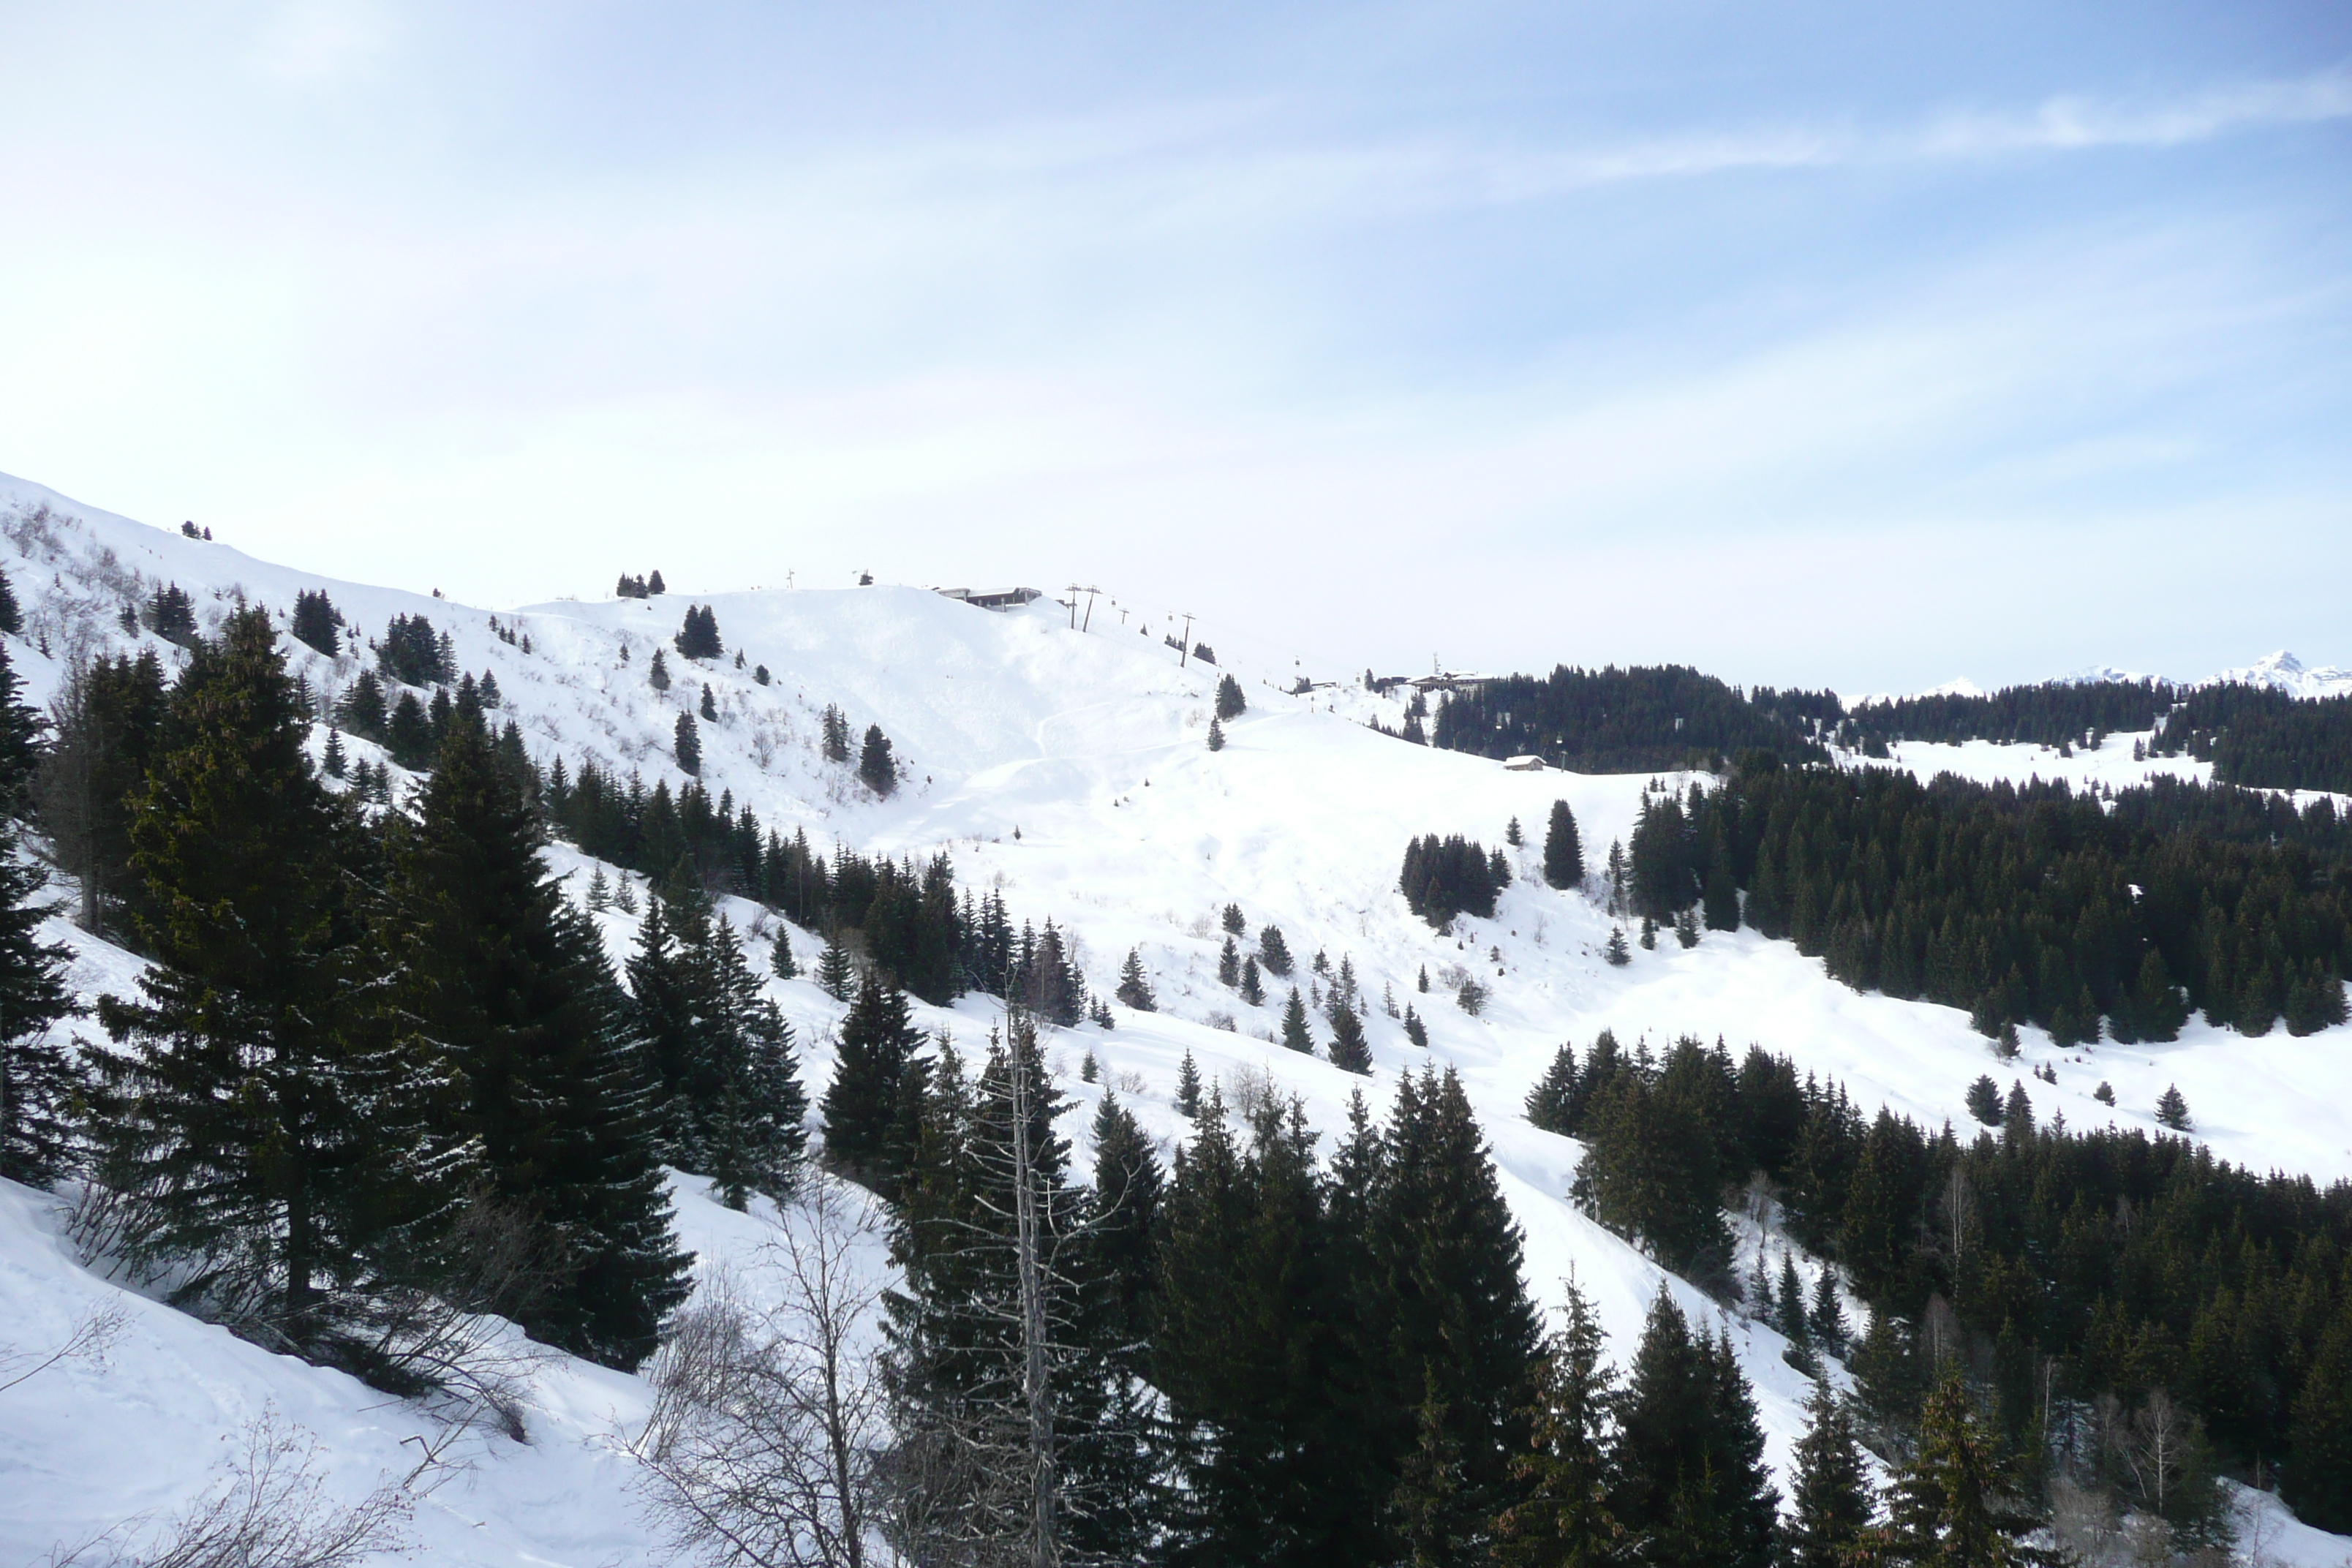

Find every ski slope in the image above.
[2,470,2348,1565]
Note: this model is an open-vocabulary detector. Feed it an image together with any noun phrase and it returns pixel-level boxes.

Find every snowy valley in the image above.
[1,468,2348,1567]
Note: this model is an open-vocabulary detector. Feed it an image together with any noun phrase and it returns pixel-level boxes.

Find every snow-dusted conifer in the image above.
[1281,987,1313,1053]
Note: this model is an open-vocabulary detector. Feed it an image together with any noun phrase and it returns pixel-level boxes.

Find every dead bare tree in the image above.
[878,1016,1155,1568]
[632,1180,895,1568]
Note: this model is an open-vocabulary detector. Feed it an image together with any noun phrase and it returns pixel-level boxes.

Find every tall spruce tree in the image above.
[1154,1087,1387,1563]
[1115,947,1156,1011]
[858,725,896,797]
[2288,1321,2352,1532]
[0,822,80,1186]
[1785,1378,1875,1568]
[698,916,810,1208]
[91,607,431,1367]
[1328,1000,1373,1074]
[1524,1044,1578,1134]
[36,651,167,936]
[0,638,41,813]
[393,715,692,1366]
[821,969,925,1195]
[1281,986,1314,1052]
[1612,1286,1779,1568]
[1533,804,1590,889]
[1495,1276,1621,1567]
[1370,1069,1545,1559]
[1873,1372,2060,1565]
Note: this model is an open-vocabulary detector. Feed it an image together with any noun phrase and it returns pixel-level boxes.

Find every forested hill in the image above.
[1431,664,1836,772]
[2149,683,2352,796]
[1836,678,2176,754]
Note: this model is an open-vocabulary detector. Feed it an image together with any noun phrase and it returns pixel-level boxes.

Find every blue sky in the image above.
[2,2,2346,692]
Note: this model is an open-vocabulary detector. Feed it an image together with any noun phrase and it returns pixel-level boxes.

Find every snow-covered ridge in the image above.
[2,470,2348,1564]
[1850,649,2351,708]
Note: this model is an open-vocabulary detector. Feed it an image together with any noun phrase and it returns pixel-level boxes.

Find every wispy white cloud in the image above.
[1460,64,2352,203]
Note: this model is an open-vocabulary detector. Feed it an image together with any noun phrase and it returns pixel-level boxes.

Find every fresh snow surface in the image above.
[3,470,2349,1564]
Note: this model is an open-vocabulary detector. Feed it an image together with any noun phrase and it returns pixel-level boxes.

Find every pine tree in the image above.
[1523,1045,1578,1134]
[338,667,390,741]
[91,607,432,1365]
[1176,1048,1203,1117]
[1874,1373,2060,1565]
[647,569,666,595]
[1673,908,1699,949]
[1785,1379,1875,1568]
[1639,914,1658,950]
[1215,673,1247,720]
[769,930,797,980]
[2286,1321,2352,1532]
[858,725,896,796]
[1613,1288,1779,1568]
[821,970,924,1195]
[0,824,80,1186]
[1281,987,1314,1052]
[1966,1074,2002,1126]
[1259,924,1294,976]
[1605,927,1630,965]
[1205,716,1225,751]
[1217,934,1241,987]
[2155,1083,2190,1131]
[1495,1277,1621,1567]
[674,604,723,660]
[0,639,40,814]
[1371,1068,1547,1556]
[0,570,20,636]
[393,715,692,1366]
[1240,954,1264,1006]
[32,649,167,936]
[1809,1267,1847,1354]
[1327,1002,1371,1074]
[821,704,850,763]
[1090,1089,1162,1346]
[648,647,671,692]
[815,934,854,1001]
[699,916,809,1209]
[1115,947,1156,1011]
[289,589,341,656]
[1778,1253,1810,1347]
[673,711,701,776]
[1403,1003,1428,1047]
[386,690,434,769]
[698,683,717,721]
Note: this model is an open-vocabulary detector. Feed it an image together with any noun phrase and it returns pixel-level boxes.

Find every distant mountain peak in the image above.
[2210,650,2352,698]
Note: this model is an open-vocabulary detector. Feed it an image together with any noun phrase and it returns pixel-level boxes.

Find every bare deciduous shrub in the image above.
[46,1410,412,1568]
[632,1180,892,1568]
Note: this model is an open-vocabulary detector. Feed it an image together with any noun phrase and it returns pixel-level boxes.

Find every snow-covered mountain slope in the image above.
[2211,650,2352,701]
[3,470,2350,1565]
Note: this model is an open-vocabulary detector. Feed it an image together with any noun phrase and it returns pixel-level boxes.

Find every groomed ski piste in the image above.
[1,470,2346,1566]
